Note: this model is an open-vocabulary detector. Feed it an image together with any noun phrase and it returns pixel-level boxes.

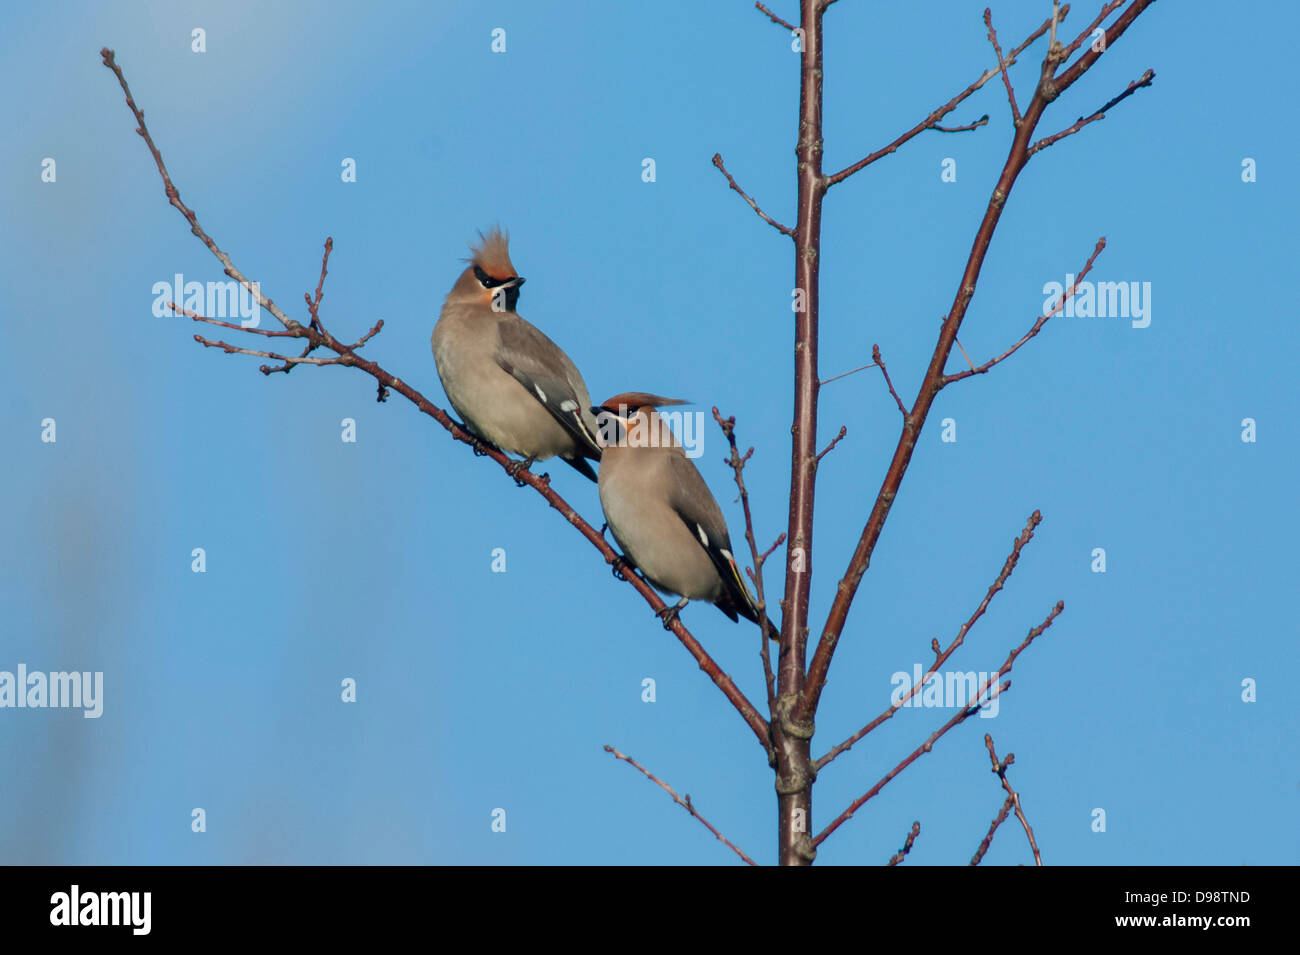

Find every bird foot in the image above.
[507,456,538,487]
[656,601,687,630]
[610,554,634,582]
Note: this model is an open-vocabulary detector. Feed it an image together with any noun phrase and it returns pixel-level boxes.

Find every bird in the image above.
[432,228,602,482]
[593,392,779,639]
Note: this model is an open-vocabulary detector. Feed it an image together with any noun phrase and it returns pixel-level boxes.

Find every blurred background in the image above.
[1,0,1295,865]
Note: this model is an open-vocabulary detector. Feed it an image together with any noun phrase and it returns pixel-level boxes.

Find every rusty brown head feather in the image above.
[469,226,517,281]
[597,393,689,413]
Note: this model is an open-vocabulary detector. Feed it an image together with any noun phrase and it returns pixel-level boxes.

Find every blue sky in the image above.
[1,0,1295,865]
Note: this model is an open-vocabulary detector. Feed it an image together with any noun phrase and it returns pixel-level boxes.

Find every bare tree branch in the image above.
[970,796,1014,865]
[1029,68,1155,155]
[985,734,1043,864]
[306,236,331,331]
[812,599,1063,847]
[101,48,299,333]
[798,0,1157,732]
[165,303,298,338]
[1059,0,1125,65]
[754,1,796,32]
[713,408,781,726]
[887,821,921,866]
[770,0,829,867]
[943,237,1105,385]
[711,153,793,236]
[825,7,1066,186]
[820,344,908,416]
[103,47,773,750]
[984,7,1022,123]
[870,344,909,415]
[814,425,847,464]
[191,333,344,369]
[815,510,1043,771]
[604,746,758,866]
[932,115,990,134]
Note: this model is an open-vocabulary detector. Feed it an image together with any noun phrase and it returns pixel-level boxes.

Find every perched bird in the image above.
[432,228,602,481]
[593,392,778,638]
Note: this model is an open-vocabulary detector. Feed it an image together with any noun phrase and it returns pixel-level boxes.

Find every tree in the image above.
[101,0,1159,865]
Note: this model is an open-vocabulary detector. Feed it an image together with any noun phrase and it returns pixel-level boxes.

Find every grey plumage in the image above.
[432,228,601,480]
[594,392,777,637]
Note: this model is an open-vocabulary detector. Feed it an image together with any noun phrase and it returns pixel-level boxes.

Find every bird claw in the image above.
[507,456,537,487]
[454,421,492,456]
[656,605,681,630]
[610,554,632,582]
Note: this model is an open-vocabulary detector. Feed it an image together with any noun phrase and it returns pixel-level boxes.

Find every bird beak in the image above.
[505,276,525,288]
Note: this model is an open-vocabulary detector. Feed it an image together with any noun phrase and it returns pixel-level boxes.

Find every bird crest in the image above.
[597,393,689,413]
[469,226,517,281]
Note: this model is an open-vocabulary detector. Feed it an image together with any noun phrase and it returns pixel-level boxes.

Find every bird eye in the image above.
[473,265,495,287]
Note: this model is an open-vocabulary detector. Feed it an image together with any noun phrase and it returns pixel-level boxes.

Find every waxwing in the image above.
[432,228,602,481]
[593,393,778,637]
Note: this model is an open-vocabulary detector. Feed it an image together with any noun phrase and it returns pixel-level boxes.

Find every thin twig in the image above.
[943,237,1105,385]
[166,303,298,337]
[887,821,921,866]
[1060,0,1125,63]
[985,734,1043,864]
[933,115,990,134]
[812,600,1063,846]
[713,408,779,721]
[757,534,787,566]
[814,426,847,464]
[825,7,1066,185]
[984,8,1021,123]
[101,48,299,333]
[192,334,344,368]
[819,345,908,416]
[873,345,908,414]
[307,237,332,330]
[603,746,758,866]
[1028,69,1155,155]
[353,318,384,348]
[711,153,794,236]
[815,511,1043,770]
[970,796,1014,865]
[754,1,796,32]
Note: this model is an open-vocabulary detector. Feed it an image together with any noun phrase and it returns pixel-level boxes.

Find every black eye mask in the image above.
[473,265,510,289]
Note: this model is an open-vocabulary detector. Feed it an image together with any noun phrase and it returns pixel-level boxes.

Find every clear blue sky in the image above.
[2,0,1295,865]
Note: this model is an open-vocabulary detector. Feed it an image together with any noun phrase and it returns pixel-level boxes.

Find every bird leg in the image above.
[656,598,689,630]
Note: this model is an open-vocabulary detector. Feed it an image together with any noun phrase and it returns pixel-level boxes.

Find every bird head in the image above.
[592,393,689,449]
[446,226,525,312]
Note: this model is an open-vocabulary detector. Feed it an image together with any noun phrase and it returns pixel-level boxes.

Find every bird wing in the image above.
[494,318,602,460]
[664,451,760,624]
